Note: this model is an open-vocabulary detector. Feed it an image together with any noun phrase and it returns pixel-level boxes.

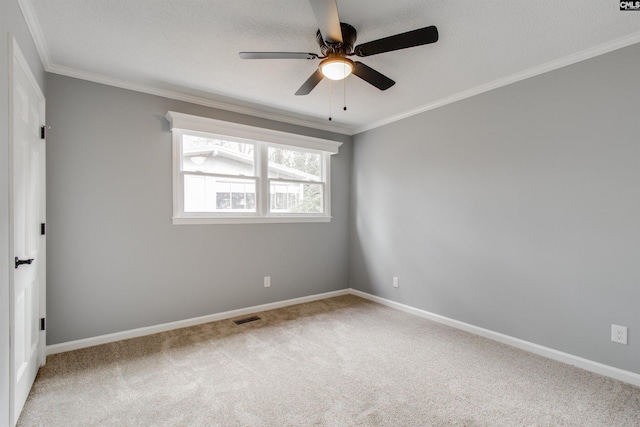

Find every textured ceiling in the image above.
[21,0,640,134]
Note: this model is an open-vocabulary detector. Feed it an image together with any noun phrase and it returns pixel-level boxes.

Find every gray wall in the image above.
[5,6,638,412]
[350,43,640,374]
[1,0,47,423]
[46,74,352,345]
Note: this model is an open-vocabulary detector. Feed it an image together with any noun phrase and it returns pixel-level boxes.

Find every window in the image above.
[181,134,257,214]
[166,112,342,224]
[268,147,323,214]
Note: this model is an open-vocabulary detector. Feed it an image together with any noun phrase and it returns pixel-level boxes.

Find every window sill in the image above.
[172,216,332,225]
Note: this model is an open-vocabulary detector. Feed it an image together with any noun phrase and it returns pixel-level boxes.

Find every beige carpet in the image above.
[17,295,640,426]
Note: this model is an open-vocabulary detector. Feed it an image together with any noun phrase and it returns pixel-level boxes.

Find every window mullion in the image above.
[173,131,185,217]
[257,142,269,216]
[321,152,330,216]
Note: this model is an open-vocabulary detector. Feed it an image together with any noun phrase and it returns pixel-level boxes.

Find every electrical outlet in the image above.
[611,324,627,345]
[264,276,271,288]
[393,277,399,288]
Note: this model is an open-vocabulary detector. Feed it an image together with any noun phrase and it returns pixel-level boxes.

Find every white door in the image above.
[10,37,46,426]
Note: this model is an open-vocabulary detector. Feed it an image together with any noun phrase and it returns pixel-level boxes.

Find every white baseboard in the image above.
[47,287,640,388]
[46,289,350,355]
[350,289,640,388]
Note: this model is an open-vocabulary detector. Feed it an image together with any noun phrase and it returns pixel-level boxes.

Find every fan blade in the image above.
[352,62,395,91]
[239,52,319,60]
[354,25,438,57]
[309,0,343,44]
[295,69,324,95]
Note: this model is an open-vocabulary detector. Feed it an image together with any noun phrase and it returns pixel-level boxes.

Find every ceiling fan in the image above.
[239,0,438,96]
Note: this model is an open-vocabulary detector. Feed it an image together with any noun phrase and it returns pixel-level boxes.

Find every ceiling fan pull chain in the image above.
[328,80,333,121]
[343,77,347,111]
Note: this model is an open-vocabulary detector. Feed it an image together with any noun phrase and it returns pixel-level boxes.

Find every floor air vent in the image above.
[234,316,261,325]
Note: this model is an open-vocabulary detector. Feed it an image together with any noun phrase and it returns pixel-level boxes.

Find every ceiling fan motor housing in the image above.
[317,22,357,56]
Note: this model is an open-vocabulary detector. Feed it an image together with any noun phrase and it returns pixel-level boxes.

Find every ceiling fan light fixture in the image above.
[320,57,354,80]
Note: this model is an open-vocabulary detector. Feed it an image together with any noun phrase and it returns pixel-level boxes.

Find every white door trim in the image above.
[8,34,46,427]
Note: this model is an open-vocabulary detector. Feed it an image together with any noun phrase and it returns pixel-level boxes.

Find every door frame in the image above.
[8,34,46,427]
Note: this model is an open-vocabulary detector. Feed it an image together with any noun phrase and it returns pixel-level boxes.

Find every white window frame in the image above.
[166,111,342,224]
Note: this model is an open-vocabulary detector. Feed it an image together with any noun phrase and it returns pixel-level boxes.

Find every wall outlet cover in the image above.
[611,324,628,345]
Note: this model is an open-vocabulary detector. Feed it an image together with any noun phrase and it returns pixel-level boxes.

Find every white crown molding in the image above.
[355,31,640,134]
[18,0,640,137]
[17,0,354,135]
[46,63,356,135]
[17,0,52,69]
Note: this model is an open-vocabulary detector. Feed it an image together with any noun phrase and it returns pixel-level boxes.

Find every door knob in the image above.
[15,257,34,269]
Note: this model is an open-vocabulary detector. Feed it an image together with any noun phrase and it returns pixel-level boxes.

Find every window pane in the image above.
[182,134,255,176]
[184,174,256,213]
[268,147,321,181]
[184,175,206,212]
[270,182,323,214]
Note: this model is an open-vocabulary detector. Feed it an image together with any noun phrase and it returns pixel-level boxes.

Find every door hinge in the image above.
[40,126,46,139]
[40,318,46,331]
[41,223,46,235]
